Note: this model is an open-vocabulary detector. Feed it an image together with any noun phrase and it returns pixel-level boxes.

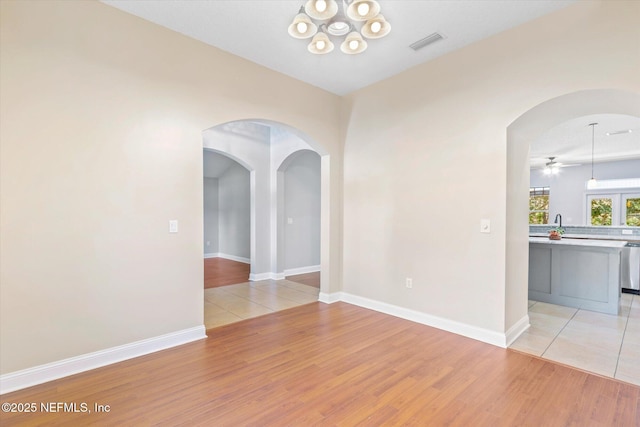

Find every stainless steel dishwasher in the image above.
[621,242,640,294]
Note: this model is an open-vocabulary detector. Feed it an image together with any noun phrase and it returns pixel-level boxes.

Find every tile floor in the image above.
[510,293,640,386]
[204,279,320,329]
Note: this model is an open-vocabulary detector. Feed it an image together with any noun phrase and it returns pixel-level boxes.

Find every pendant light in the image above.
[587,122,597,189]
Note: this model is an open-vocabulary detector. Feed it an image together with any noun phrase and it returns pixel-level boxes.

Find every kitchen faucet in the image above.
[554,214,562,229]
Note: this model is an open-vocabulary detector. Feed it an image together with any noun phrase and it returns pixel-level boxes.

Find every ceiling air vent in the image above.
[409,32,445,51]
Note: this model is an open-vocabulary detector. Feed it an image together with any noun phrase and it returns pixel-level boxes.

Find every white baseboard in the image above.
[505,314,530,347]
[0,326,207,395]
[204,253,250,264]
[324,292,511,348]
[284,265,321,277]
[249,272,284,281]
[318,292,342,304]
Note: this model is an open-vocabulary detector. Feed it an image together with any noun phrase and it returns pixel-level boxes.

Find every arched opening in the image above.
[203,149,251,285]
[276,150,321,283]
[505,89,640,343]
[201,119,330,328]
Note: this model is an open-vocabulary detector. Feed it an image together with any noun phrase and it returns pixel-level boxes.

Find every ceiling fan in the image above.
[540,157,580,175]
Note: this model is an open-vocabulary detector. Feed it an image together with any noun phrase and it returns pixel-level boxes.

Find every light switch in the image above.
[169,220,178,233]
[480,219,491,233]
[287,218,293,225]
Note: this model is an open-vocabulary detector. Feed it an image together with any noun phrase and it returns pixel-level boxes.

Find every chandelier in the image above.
[288,0,391,55]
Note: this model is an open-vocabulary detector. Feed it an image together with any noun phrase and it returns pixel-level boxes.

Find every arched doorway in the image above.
[276,149,321,281]
[201,119,330,328]
[203,150,251,287]
[505,89,640,341]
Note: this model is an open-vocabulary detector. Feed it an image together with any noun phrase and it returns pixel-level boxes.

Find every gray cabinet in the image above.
[528,241,623,315]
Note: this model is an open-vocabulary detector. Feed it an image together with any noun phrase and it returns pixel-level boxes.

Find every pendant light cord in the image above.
[590,123,596,180]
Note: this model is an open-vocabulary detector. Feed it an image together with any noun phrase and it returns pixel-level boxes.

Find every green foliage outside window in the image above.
[626,198,640,226]
[529,190,549,224]
[591,198,612,226]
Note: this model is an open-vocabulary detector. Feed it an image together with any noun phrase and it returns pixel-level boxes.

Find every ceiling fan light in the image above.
[361,14,390,39]
[346,0,380,21]
[308,32,334,54]
[288,13,317,39]
[341,31,367,54]
[304,0,338,20]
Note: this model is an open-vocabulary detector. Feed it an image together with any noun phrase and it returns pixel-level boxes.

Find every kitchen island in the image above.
[529,237,627,315]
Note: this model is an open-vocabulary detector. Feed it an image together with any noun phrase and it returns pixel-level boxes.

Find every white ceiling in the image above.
[101,0,576,95]
[100,1,639,164]
[531,115,640,168]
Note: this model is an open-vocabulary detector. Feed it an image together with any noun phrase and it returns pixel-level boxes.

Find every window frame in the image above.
[622,193,640,226]
[529,186,550,225]
[586,193,619,226]
[585,191,640,227]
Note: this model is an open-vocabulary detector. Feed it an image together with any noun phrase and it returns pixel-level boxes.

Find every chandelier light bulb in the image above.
[308,32,334,54]
[297,21,308,34]
[315,0,327,13]
[349,39,359,50]
[357,3,370,16]
[370,21,381,33]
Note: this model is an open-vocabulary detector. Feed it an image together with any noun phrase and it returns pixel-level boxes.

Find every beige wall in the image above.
[342,1,639,335]
[0,0,343,373]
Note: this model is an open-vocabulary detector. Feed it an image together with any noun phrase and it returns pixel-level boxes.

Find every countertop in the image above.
[530,233,640,243]
[529,236,628,248]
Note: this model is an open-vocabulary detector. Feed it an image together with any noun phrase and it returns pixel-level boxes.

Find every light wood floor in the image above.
[2,303,638,426]
[204,257,250,288]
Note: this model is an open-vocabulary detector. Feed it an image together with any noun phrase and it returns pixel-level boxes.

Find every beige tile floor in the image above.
[204,279,320,329]
[510,293,640,386]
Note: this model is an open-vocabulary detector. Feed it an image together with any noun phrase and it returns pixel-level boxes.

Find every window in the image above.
[623,194,640,226]
[588,195,614,226]
[586,193,640,227]
[529,187,549,224]
[585,178,640,227]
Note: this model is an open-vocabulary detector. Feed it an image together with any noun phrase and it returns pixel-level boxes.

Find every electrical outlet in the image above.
[405,278,413,289]
[287,217,294,225]
[169,220,178,233]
